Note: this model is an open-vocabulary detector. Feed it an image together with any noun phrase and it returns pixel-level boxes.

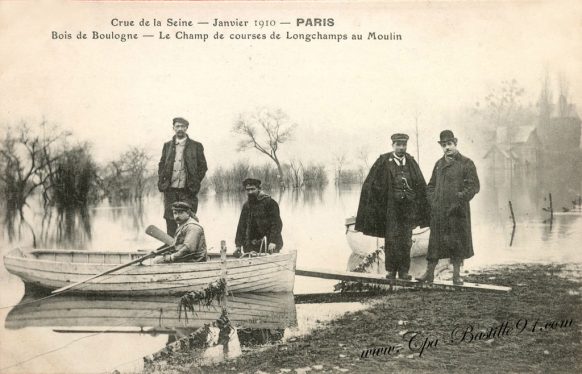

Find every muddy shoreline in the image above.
[159,264,581,374]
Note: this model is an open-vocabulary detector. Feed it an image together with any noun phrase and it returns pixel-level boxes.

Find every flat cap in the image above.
[171,201,192,212]
[391,133,409,142]
[172,117,189,127]
[242,177,262,188]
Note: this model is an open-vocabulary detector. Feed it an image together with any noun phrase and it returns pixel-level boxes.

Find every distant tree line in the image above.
[209,161,328,193]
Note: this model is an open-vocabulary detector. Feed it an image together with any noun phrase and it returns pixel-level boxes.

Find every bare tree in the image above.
[355,147,369,184]
[538,69,553,121]
[480,79,526,128]
[334,152,347,185]
[557,72,571,117]
[123,147,152,200]
[356,147,369,170]
[233,108,296,188]
[0,122,70,245]
[99,146,153,202]
[288,159,304,188]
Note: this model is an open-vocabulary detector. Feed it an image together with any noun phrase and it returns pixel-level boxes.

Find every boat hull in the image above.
[4,248,297,296]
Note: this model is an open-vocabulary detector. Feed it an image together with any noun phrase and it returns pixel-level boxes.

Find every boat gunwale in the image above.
[4,248,297,268]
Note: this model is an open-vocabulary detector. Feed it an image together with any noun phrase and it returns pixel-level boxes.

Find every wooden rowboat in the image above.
[3,248,297,296]
[5,292,297,331]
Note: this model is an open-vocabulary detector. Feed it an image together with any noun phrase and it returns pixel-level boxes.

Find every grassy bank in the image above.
[168,264,582,374]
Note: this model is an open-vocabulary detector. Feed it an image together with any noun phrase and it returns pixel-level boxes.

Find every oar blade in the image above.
[146,225,174,246]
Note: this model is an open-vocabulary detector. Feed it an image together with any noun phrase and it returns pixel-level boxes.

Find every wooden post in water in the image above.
[549,193,554,221]
[508,201,516,246]
[220,240,228,308]
[509,201,516,227]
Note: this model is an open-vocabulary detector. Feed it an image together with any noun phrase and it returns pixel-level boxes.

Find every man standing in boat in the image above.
[417,130,479,285]
[355,133,430,280]
[154,201,207,263]
[158,117,208,236]
[235,178,283,255]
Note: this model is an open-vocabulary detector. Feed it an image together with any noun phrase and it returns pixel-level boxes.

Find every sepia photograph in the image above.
[0,0,581,373]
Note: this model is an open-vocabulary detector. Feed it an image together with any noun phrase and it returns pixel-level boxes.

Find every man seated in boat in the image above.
[154,201,208,263]
[234,178,283,256]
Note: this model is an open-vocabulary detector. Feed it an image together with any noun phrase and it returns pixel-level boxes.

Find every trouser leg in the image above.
[397,228,413,276]
[384,237,398,273]
[176,189,199,213]
[394,200,412,277]
[166,219,177,237]
[417,259,438,283]
[452,258,464,285]
[190,195,199,214]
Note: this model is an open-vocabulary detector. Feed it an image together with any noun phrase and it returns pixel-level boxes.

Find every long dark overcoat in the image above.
[426,153,480,260]
[158,136,208,194]
[235,192,284,250]
[355,152,430,238]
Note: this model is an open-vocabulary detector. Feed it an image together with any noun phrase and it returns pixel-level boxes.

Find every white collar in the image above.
[393,154,406,165]
[175,137,187,145]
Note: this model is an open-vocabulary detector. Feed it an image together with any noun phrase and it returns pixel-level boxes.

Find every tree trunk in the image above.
[273,157,286,189]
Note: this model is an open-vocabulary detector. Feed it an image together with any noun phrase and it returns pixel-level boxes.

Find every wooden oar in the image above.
[51,225,175,295]
[145,225,174,246]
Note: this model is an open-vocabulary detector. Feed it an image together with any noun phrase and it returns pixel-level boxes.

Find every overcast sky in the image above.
[1,0,581,177]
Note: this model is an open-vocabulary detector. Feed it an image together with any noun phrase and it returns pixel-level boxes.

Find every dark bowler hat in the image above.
[391,133,409,142]
[438,130,457,144]
[242,177,261,188]
[172,117,189,127]
[171,201,192,212]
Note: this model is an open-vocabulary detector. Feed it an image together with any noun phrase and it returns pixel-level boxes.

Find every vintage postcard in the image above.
[0,1,581,373]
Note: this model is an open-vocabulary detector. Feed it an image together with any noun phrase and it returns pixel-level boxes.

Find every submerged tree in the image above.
[233,108,296,188]
[0,122,70,245]
[51,144,100,210]
[287,159,304,188]
[99,146,154,203]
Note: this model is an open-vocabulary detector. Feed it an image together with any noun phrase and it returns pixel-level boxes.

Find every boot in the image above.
[386,271,397,280]
[398,271,412,280]
[416,261,437,283]
[453,261,464,285]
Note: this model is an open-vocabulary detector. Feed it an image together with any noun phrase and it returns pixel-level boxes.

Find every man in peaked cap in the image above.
[154,201,207,263]
[234,177,283,256]
[158,116,208,236]
[355,133,430,280]
[417,130,480,285]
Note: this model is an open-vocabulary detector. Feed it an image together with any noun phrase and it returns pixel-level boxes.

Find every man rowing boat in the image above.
[154,202,208,263]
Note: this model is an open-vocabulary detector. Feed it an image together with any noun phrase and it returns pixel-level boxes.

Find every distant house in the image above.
[483,126,540,187]
[483,94,582,207]
[538,111,581,151]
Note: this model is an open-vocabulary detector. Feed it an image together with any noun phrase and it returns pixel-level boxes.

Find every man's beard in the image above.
[248,194,258,203]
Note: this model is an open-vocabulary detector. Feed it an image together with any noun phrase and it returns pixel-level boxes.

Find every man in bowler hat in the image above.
[158,117,208,236]
[355,133,430,280]
[417,130,480,285]
[235,178,283,256]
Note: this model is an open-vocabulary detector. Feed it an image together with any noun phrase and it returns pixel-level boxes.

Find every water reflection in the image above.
[4,291,296,373]
[6,292,297,331]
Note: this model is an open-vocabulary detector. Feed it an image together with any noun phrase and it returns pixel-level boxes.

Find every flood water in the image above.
[1,185,581,373]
